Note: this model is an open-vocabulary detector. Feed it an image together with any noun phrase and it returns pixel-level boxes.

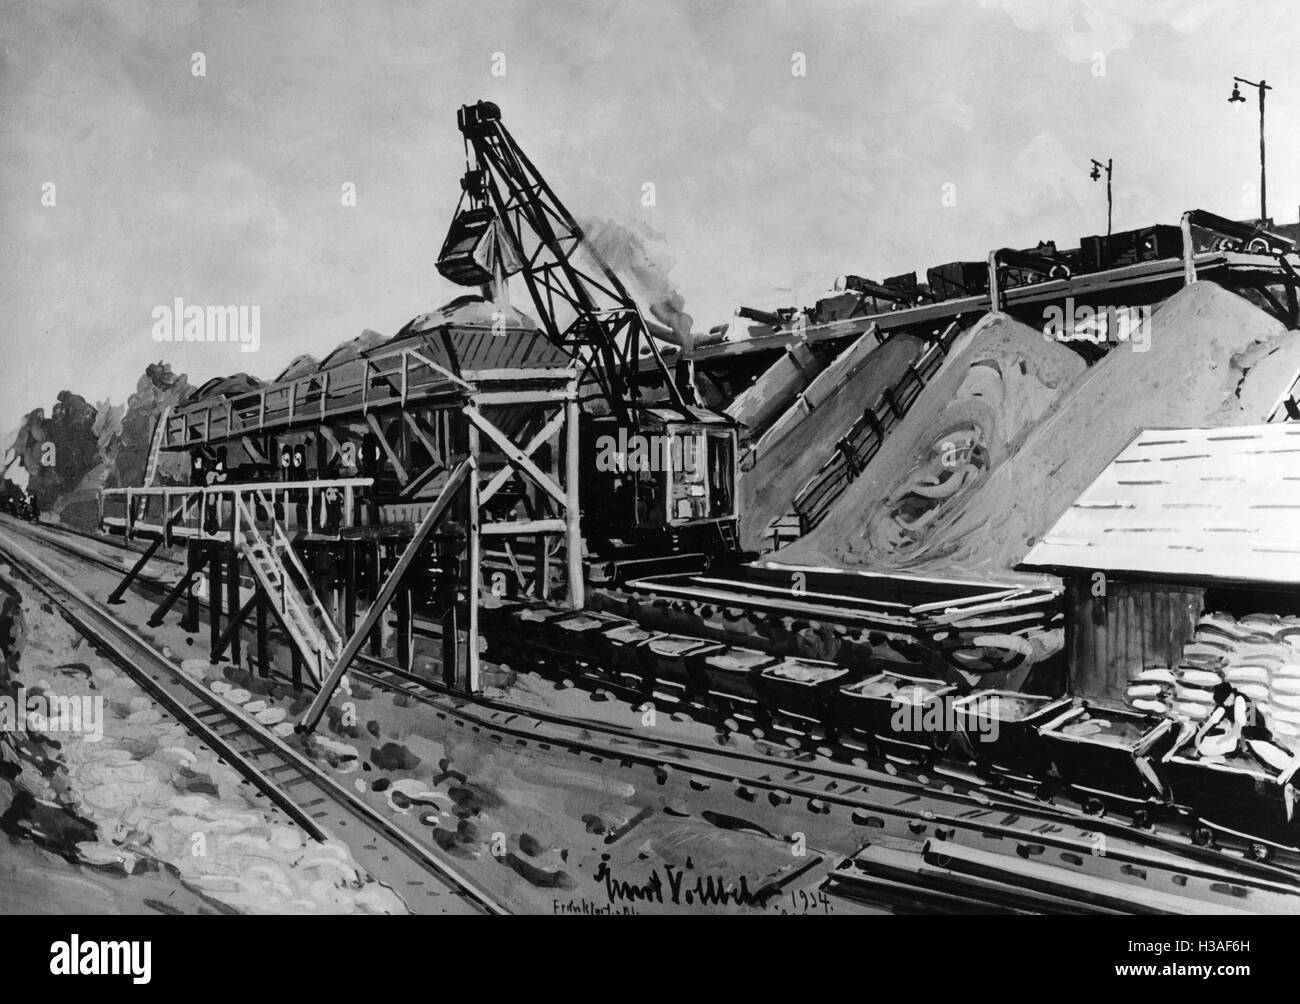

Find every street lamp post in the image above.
[1229,76,1272,225]
[1089,157,1112,236]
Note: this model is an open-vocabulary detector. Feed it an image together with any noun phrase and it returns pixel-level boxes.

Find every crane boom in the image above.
[439,100,687,426]
[437,101,746,576]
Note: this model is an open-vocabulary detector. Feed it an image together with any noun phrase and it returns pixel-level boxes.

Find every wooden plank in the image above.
[299,459,472,732]
[479,409,565,506]
[471,389,575,406]
[365,411,409,485]
[464,406,567,508]
[403,411,444,468]
[480,518,566,536]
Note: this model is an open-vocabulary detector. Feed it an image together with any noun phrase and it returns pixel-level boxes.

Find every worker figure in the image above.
[291,444,308,529]
[320,451,346,534]
[335,441,360,527]
[637,482,663,528]
[272,443,291,525]
[1196,682,1252,757]
[203,447,229,535]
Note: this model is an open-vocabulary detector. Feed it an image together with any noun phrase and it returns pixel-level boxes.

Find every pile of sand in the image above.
[774,310,1089,573]
[779,281,1300,579]
[739,333,924,547]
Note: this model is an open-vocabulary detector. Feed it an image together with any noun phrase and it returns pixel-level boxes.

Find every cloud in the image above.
[980,0,1233,61]
[1,0,1297,446]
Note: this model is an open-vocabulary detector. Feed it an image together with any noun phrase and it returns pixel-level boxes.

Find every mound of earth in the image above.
[739,332,924,547]
[778,281,1300,579]
[776,310,1086,575]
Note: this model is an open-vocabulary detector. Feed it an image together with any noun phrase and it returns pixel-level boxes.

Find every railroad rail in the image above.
[6,515,1300,912]
[0,528,508,916]
[342,655,1299,907]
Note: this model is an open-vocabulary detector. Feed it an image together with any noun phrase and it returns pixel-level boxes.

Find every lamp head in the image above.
[1090,164,1101,181]
[1229,82,1246,103]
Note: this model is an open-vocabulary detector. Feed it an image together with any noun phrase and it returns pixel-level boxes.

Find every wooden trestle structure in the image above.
[100,348,583,734]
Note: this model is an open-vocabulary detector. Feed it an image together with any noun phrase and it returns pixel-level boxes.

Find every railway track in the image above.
[0,529,508,916]
[343,657,1298,909]
[6,515,1300,912]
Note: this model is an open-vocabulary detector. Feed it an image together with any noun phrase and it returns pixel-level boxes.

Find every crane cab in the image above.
[580,406,744,580]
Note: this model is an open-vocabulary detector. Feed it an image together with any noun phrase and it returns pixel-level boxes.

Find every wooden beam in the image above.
[365,411,409,484]
[501,540,529,592]
[405,347,474,391]
[240,435,267,465]
[343,542,357,637]
[226,546,241,665]
[464,405,566,508]
[298,458,472,732]
[210,593,257,663]
[148,552,200,628]
[403,410,445,466]
[317,426,345,464]
[256,589,270,677]
[207,545,223,660]
[467,367,578,383]
[471,389,575,406]
[480,518,566,535]
[466,425,481,695]
[565,393,584,608]
[109,494,200,603]
[479,409,564,506]
[399,462,446,500]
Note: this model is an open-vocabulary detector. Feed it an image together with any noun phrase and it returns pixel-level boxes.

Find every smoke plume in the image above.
[578,217,695,352]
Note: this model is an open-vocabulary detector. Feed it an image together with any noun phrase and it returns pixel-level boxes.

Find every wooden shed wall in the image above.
[1065,577,1204,701]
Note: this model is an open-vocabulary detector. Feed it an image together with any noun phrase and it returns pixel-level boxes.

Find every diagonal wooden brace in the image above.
[297,458,472,734]
[147,545,205,627]
[210,592,257,664]
[109,494,201,605]
[366,411,409,484]
[465,405,566,507]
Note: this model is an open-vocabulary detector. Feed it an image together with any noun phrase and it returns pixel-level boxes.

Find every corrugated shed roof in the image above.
[1021,423,1300,585]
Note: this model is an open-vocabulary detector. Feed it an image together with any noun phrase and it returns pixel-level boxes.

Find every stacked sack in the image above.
[1124,664,1176,715]
[1186,612,1300,742]
[1122,613,1300,740]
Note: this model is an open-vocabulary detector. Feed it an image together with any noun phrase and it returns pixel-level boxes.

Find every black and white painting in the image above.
[1,0,1298,933]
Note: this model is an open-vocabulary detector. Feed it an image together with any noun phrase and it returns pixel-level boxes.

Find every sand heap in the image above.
[739,332,924,547]
[778,281,1300,579]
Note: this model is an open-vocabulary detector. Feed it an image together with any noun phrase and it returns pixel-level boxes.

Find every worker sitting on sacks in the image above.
[1194,682,1296,772]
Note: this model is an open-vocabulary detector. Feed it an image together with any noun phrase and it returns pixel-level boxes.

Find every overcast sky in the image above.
[2,0,1297,444]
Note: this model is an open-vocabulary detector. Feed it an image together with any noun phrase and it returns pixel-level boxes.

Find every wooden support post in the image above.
[466,421,481,694]
[344,542,357,637]
[210,594,256,664]
[540,430,560,600]
[149,547,201,629]
[368,543,382,657]
[256,589,270,678]
[111,483,203,604]
[396,583,413,670]
[108,534,163,605]
[441,560,460,688]
[226,546,241,666]
[298,460,471,733]
[181,541,200,632]
[564,392,584,609]
[366,411,409,485]
[208,545,223,662]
